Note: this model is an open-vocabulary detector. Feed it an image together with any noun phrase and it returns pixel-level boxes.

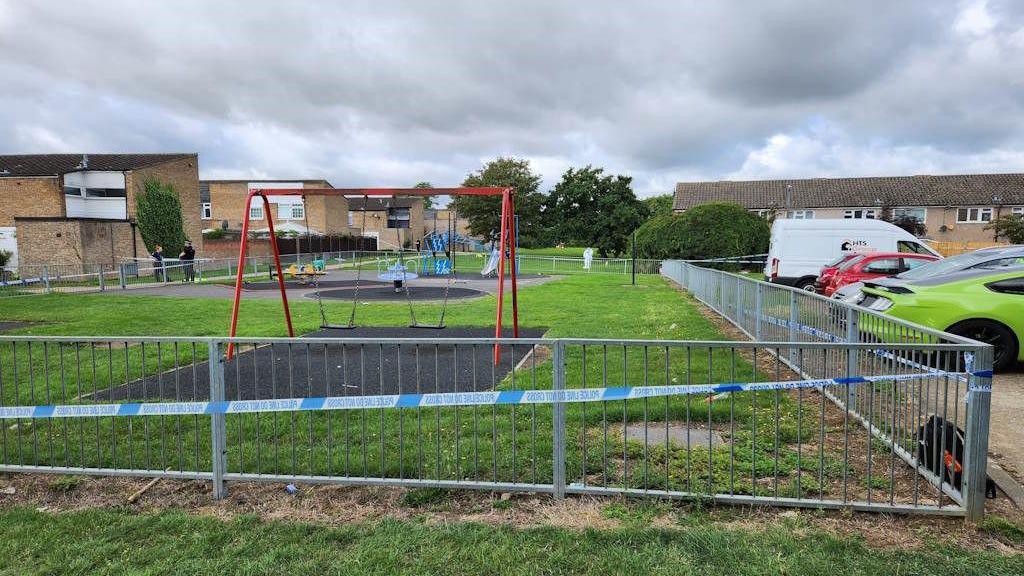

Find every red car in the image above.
[821,252,940,296]
[814,253,864,294]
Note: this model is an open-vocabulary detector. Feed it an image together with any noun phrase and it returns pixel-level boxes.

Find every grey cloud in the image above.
[2,0,1024,195]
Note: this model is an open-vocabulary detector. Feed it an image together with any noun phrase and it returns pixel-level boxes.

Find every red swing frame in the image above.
[226,187,519,362]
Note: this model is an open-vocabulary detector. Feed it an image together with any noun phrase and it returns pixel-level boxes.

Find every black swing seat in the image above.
[320,323,356,330]
[408,322,446,329]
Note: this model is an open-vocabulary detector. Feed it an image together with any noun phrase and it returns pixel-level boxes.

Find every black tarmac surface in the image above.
[242,279,389,290]
[310,286,486,301]
[92,327,547,402]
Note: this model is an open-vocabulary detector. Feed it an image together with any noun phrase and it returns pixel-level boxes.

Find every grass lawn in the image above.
[0,505,1020,575]
[516,246,589,257]
[0,274,1021,573]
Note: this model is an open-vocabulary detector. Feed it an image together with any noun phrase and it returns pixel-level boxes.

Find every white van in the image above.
[764,219,939,290]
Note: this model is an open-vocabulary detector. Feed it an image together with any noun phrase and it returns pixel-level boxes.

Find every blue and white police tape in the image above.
[0,369,990,420]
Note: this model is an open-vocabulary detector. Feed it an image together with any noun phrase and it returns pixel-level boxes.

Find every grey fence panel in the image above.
[0,331,991,519]
[661,260,993,520]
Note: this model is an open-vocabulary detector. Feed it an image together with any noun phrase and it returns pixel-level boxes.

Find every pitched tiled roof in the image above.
[0,154,194,177]
[673,174,1024,210]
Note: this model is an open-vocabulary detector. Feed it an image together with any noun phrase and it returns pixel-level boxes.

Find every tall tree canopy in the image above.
[642,194,675,218]
[545,166,648,257]
[451,157,546,246]
[413,181,434,210]
[135,179,187,255]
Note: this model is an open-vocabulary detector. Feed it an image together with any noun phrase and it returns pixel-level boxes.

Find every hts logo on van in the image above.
[840,239,868,251]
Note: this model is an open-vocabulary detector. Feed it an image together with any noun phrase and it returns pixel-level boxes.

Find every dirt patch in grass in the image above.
[1,472,1022,553]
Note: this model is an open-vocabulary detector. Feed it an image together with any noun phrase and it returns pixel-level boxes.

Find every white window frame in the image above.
[753,209,774,219]
[348,212,355,227]
[843,208,878,219]
[786,210,814,219]
[249,204,264,221]
[956,207,993,223]
[892,207,926,223]
[1012,207,1024,217]
[201,202,212,220]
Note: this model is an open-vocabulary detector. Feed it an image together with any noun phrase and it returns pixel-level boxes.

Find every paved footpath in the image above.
[989,368,1024,500]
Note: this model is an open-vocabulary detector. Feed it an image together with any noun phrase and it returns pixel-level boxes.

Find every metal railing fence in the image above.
[661,260,994,520]
[0,331,991,519]
[0,252,663,297]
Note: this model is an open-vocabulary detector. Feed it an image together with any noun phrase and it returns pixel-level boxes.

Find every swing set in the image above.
[226,187,521,362]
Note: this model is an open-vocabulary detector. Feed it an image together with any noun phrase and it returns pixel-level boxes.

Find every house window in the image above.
[291,204,304,219]
[753,209,774,219]
[956,207,993,223]
[348,212,355,226]
[277,203,305,220]
[84,188,127,198]
[893,207,926,222]
[786,210,814,219]
[1012,207,1024,217]
[844,208,877,219]
[387,207,411,228]
[63,186,83,196]
[249,204,264,221]
[201,203,212,220]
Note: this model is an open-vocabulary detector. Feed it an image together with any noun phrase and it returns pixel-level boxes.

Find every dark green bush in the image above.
[634,202,769,263]
[136,179,187,255]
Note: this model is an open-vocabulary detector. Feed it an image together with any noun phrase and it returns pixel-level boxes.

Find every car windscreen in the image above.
[825,253,857,267]
[836,254,867,271]
[896,251,994,280]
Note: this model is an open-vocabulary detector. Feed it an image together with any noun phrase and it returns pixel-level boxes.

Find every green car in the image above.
[859,267,1024,371]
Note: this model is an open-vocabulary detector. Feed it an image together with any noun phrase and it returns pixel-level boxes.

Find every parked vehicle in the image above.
[813,253,864,294]
[764,219,938,291]
[820,252,939,296]
[838,244,1024,302]
[859,267,1024,370]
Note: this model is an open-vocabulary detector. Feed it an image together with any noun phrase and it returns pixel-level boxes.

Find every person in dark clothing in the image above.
[180,240,196,282]
[151,245,164,281]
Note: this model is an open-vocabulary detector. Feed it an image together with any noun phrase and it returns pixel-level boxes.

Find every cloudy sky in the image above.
[1,0,1023,196]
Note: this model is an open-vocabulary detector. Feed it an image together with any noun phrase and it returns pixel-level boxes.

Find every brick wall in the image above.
[0,177,64,226]
[352,200,425,249]
[14,218,138,268]
[207,180,352,234]
[125,155,202,253]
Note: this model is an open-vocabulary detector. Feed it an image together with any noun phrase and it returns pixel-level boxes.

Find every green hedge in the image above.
[634,202,769,263]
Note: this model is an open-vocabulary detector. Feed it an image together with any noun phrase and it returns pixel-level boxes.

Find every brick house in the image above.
[424,208,472,237]
[0,153,201,269]
[347,197,425,249]
[200,179,354,236]
[673,174,1024,243]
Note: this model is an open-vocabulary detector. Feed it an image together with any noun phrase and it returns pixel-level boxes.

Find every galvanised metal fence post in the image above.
[735,274,742,324]
[118,264,127,289]
[788,290,798,363]
[845,306,859,409]
[754,282,763,340]
[551,340,567,499]
[42,266,51,293]
[963,345,993,522]
[97,264,105,292]
[208,340,228,500]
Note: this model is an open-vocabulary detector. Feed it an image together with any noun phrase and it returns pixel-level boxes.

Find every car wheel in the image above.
[946,319,1019,372]
[795,278,816,292]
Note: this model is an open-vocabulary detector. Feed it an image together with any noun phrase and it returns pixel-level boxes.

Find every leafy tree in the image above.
[413,181,434,210]
[135,179,187,256]
[986,213,1024,243]
[451,157,546,246]
[642,194,675,218]
[545,166,648,257]
[634,202,769,265]
[880,208,927,236]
